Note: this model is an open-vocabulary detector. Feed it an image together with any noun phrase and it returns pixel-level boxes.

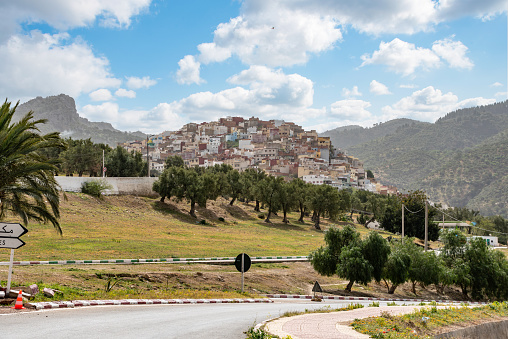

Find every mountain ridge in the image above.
[322,101,508,218]
[14,94,145,146]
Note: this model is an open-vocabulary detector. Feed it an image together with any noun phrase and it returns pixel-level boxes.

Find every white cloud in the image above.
[177,0,505,74]
[342,86,362,98]
[80,66,320,133]
[382,86,495,121]
[197,42,232,64]
[370,80,391,95]
[491,82,503,87]
[400,84,418,89]
[227,66,314,108]
[89,89,113,101]
[80,102,186,133]
[361,38,441,76]
[435,0,506,22]
[330,100,373,120]
[432,37,473,69]
[0,31,120,100]
[0,0,152,43]
[126,76,157,89]
[361,37,474,76]
[115,88,136,98]
[81,102,120,122]
[176,55,204,85]
[191,4,342,68]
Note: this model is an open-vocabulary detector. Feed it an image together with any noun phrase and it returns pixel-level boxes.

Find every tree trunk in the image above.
[282,209,289,224]
[345,280,354,292]
[229,196,236,206]
[460,285,468,299]
[254,200,260,212]
[298,203,305,223]
[314,212,321,230]
[189,200,197,218]
[388,284,398,294]
[265,208,272,223]
[160,196,166,203]
[411,281,417,295]
[311,210,317,222]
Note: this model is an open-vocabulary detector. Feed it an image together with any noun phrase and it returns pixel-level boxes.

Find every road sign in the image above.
[235,253,251,273]
[0,237,25,249]
[312,281,322,293]
[0,223,28,238]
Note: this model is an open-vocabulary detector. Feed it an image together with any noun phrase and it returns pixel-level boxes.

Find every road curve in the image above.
[1,300,370,339]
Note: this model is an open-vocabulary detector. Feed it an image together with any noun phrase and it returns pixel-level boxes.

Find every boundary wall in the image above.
[55,176,158,197]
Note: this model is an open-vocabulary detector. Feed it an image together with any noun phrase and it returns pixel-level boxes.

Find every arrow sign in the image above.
[0,223,28,238]
[0,237,25,249]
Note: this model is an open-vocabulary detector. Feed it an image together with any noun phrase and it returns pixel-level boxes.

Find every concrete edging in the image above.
[265,294,487,305]
[29,298,273,310]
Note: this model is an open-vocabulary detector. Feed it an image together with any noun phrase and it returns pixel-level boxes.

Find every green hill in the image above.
[323,101,508,218]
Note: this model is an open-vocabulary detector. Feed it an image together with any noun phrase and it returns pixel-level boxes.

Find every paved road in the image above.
[0,299,417,339]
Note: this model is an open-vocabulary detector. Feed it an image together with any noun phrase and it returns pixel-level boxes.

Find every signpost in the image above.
[312,281,322,301]
[0,223,28,293]
[235,253,251,293]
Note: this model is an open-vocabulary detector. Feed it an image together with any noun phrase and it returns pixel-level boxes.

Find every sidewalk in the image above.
[264,305,444,339]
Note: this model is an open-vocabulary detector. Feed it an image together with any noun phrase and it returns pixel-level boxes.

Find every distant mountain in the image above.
[321,118,427,149]
[14,94,145,146]
[322,101,508,218]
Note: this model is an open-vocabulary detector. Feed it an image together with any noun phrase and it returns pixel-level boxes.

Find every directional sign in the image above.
[0,223,28,238]
[0,237,25,249]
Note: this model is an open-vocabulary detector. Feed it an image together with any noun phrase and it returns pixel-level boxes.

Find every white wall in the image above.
[56,176,158,197]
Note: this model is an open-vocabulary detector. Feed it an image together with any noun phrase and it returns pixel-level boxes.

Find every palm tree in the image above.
[0,100,66,234]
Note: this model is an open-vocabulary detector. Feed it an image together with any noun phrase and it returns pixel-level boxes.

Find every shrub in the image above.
[218,217,225,222]
[81,179,112,199]
[258,214,265,219]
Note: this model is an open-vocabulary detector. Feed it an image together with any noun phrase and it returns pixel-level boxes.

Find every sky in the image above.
[0,0,506,134]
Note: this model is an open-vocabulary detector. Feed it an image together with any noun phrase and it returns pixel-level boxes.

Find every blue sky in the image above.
[0,0,506,134]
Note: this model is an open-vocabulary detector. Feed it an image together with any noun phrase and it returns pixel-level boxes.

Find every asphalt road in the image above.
[0,300,419,339]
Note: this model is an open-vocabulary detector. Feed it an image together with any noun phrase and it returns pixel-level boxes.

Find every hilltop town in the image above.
[120,116,397,195]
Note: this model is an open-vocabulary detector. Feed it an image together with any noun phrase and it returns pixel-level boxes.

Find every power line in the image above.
[434,206,508,235]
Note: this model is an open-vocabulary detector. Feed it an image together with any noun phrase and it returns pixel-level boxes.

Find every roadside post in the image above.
[235,253,251,293]
[312,281,322,301]
[0,223,28,294]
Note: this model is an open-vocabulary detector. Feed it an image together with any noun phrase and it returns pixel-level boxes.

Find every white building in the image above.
[470,236,499,247]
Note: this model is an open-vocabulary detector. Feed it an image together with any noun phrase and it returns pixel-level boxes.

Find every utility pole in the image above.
[146,135,150,178]
[102,149,105,178]
[401,204,405,244]
[424,200,428,251]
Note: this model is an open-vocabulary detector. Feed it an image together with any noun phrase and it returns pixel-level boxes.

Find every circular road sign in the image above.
[235,253,251,273]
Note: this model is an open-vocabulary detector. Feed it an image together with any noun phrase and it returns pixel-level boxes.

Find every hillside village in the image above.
[119,116,397,195]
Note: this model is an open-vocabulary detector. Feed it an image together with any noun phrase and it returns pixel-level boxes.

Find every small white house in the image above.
[470,236,499,247]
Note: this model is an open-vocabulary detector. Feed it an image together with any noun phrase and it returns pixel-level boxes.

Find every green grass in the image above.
[0,193,329,261]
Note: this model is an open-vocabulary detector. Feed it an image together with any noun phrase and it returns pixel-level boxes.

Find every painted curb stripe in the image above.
[30,298,273,310]
[0,256,310,266]
[264,294,488,304]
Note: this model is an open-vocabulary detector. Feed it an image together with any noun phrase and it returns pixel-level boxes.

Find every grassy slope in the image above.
[0,193,329,262]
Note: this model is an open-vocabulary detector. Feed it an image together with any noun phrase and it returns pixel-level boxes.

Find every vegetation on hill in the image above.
[323,101,508,218]
[321,118,427,149]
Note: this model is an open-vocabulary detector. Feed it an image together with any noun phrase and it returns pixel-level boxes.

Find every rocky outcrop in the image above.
[13,94,145,147]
